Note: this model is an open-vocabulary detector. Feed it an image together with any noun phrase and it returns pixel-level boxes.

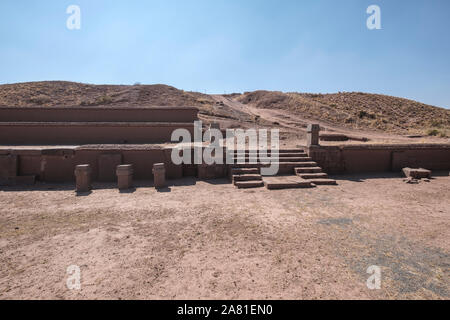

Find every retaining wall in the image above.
[0,123,195,145]
[0,106,199,123]
[307,144,450,174]
[0,147,184,183]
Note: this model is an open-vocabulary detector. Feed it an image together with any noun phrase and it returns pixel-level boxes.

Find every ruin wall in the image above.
[307,144,450,174]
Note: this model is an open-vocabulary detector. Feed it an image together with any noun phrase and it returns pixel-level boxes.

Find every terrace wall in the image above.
[0,106,198,145]
[307,144,450,174]
[0,106,199,123]
[0,122,195,144]
[0,147,184,183]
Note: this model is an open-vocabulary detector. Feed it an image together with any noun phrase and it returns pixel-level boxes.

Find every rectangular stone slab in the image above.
[402,167,431,179]
[263,176,313,189]
[98,154,122,182]
[234,181,264,189]
[308,178,338,186]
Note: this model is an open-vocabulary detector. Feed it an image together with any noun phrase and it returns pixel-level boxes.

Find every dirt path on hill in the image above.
[211,95,448,144]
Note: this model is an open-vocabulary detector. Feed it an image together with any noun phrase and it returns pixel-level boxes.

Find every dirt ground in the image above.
[0,172,449,300]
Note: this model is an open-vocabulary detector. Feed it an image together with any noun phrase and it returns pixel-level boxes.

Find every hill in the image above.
[236,91,450,136]
[0,81,448,137]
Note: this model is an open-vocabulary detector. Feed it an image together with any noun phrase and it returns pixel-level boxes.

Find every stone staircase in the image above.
[230,167,264,189]
[294,166,337,186]
[227,149,337,189]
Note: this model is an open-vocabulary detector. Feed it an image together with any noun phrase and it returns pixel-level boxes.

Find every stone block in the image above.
[116,164,133,190]
[263,176,313,189]
[402,167,431,179]
[99,154,122,182]
[75,164,92,192]
[307,123,320,147]
[152,163,166,189]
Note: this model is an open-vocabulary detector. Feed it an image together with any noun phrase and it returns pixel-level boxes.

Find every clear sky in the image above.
[0,0,449,108]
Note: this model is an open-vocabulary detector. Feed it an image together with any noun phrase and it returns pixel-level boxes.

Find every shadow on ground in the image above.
[331,170,449,182]
[0,177,201,193]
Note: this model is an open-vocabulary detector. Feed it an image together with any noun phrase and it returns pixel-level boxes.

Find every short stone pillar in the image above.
[307,124,320,147]
[74,164,92,193]
[116,164,133,190]
[152,163,166,189]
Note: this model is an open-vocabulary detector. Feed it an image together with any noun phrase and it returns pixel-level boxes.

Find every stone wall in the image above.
[0,147,184,183]
[307,144,450,174]
[0,122,195,145]
[0,106,198,145]
[0,106,199,123]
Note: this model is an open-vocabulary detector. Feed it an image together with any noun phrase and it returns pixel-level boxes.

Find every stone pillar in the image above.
[74,164,92,192]
[307,124,320,147]
[152,163,166,189]
[116,164,133,190]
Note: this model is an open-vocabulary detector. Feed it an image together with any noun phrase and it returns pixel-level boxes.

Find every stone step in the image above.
[230,149,304,154]
[234,181,264,189]
[230,152,308,157]
[295,167,323,174]
[232,157,313,163]
[232,174,263,182]
[232,156,311,162]
[291,162,318,168]
[231,161,316,168]
[297,172,328,179]
[263,176,314,189]
[231,168,259,175]
[309,179,338,186]
[230,162,318,175]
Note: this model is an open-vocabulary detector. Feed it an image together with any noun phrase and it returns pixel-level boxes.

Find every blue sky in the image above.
[0,0,449,108]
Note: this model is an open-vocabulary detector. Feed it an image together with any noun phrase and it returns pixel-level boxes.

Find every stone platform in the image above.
[0,122,195,144]
[0,106,198,145]
[0,144,186,184]
[263,176,313,189]
[227,149,337,189]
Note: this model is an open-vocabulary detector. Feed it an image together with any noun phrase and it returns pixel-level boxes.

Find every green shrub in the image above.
[358,111,376,119]
[95,95,113,105]
[29,94,51,105]
[427,129,439,136]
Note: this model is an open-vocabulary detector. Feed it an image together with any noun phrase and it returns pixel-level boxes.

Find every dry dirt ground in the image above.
[0,173,449,300]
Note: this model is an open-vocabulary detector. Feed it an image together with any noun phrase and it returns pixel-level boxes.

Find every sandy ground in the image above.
[0,173,449,300]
